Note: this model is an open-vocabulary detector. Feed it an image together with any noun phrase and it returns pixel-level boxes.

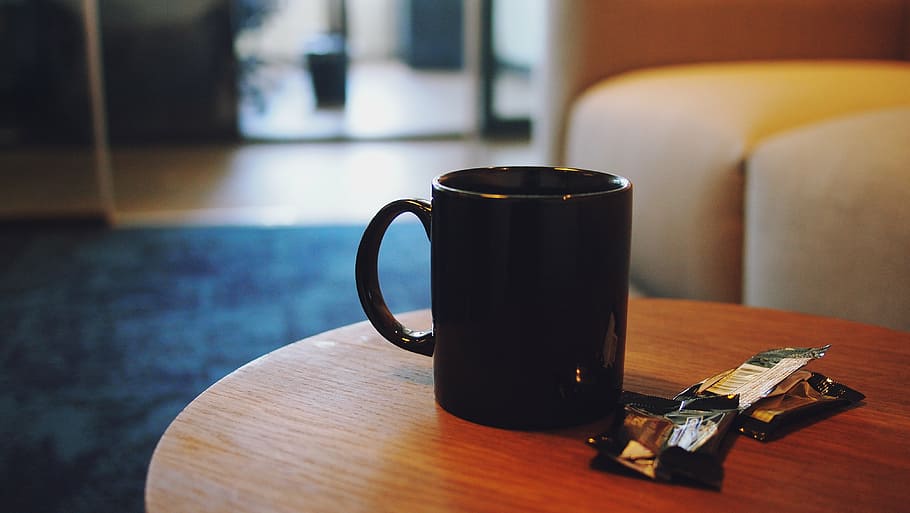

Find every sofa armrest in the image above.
[744,107,910,331]
[534,0,910,163]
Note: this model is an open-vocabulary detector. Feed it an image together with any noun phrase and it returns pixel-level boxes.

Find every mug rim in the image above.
[432,166,631,200]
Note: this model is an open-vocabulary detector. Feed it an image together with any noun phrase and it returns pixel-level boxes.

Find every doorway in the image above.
[234,0,476,141]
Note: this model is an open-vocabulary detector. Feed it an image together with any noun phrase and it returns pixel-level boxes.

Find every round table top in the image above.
[146,299,910,513]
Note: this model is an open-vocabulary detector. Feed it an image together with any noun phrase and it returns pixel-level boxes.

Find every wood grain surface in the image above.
[146,299,910,513]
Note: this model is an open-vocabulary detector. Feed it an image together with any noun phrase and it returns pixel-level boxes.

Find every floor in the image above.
[114,55,535,227]
[2,55,536,227]
[239,60,476,141]
[111,137,538,226]
[238,59,533,141]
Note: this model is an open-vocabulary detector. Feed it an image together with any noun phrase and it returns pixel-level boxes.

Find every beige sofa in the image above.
[535,0,910,331]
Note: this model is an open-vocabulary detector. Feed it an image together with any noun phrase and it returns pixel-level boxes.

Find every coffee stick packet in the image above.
[673,345,831,408]
[738,370,865,441]
[588,346,830,487]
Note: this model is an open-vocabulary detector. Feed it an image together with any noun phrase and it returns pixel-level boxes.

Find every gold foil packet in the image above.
[738,370,865,441]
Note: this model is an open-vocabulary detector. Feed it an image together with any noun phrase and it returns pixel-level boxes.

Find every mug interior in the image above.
[433,166,629,198]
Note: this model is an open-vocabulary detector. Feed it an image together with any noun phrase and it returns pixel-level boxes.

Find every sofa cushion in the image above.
[565,60,910,302]
[744,106,910,331]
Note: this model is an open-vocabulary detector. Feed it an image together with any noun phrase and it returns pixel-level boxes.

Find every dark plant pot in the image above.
[305,34,347,107]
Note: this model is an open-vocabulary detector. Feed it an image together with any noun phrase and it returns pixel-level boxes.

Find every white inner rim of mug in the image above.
[432,166,630,199]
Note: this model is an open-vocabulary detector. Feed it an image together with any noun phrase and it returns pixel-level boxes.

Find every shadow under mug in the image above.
[356,166,632,430]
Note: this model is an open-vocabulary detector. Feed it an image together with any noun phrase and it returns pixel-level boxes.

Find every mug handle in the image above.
[355,199,434,356]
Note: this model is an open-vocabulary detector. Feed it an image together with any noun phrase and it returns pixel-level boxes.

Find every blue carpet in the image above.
[0,222,430,512]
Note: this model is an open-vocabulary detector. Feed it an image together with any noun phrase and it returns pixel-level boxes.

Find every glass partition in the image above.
[479,0,544,137]
[0,0,111,220]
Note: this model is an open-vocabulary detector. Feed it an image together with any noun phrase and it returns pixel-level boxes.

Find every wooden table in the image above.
[146,299,910,513]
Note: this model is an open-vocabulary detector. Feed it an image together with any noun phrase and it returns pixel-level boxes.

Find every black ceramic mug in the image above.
[356,166,632,429]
